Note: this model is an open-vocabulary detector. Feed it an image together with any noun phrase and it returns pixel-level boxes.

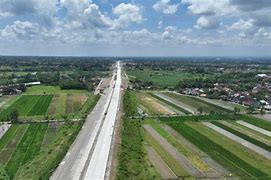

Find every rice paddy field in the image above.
[0,85,98,121]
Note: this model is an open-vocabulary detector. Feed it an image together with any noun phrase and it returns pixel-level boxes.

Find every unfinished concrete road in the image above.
[51,61,122,180]
[152,92,196,114]
[143,124,203,177]
[84,61,122,180]
[237,120,271,137]
[203,122,271,159]
[147,146,177,179]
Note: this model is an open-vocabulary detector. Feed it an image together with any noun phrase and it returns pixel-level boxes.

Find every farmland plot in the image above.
[27,95,53,116]
[159,118,270,178]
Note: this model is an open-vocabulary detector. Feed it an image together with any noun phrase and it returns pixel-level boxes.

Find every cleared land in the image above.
[150,92,191,114]
[136,91,175,115]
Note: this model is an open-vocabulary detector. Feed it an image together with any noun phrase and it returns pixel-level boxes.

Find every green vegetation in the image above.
[123,90,138,117]
[0,95,40,120]
[117,119,158,179]
[25,85,90,95]
[163,92,231,113]
[149,93,191,114]
[15,121,83,179]
[239,115,271,131]
[117,91,159,179]
[165,121,267,178]
[5,124,48,179]
[74,94,100,118]
[128,69,206,88]
[159,114,237,122]
[27,95,53,116]
[211,121,271,151]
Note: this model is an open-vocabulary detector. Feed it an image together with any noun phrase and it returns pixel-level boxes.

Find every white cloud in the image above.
[182,0,235,16]
[153,0,179,15]
[0,21,47,40]
[162,26,176,40]
[112,3,143,29]
[158,20,163,29]
[228,19,254,31]
[195,16,220,29]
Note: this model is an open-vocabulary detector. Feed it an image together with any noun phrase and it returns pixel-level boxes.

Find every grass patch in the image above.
[123,90,138,117]
[116,119,159,179]
[127,69,207,88]
[211,121,271,151]
[159,114,237,122]
[165,121,267,178]
[25,85,89,95]
[27,95,53,116]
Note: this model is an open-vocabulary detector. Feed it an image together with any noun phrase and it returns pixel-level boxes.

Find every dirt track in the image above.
[147,146,177,179]
[143,124,203,177]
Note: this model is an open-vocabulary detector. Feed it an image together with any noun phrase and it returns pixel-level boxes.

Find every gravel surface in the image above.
[147,146,177,179]
[143,124,203,177]
[203,122,271,159]
[237,120,271,137]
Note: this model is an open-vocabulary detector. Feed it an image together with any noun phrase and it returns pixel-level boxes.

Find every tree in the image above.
[234,106,240,115]
[18,83,27,92]
[247,106,255,114]
[197,107,203,114]
[260,106,266,115]
[9,109,19,123]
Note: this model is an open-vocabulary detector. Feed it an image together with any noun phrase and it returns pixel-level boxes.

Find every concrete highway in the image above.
[51,61,122,180]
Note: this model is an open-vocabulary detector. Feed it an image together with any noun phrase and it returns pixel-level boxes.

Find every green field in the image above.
[25,85,89,95]
[0,95,53,121]
[128,69,208,88]
[163,92,232,113]
[162,120,268,178]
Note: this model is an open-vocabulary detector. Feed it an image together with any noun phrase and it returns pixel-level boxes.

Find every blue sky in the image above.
[0,0,271,56]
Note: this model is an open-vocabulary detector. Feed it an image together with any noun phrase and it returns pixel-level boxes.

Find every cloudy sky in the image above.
[0,0,271,56]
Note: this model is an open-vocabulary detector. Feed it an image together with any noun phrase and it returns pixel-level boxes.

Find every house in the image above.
[24,82,41,86]
[256,74,267,78]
